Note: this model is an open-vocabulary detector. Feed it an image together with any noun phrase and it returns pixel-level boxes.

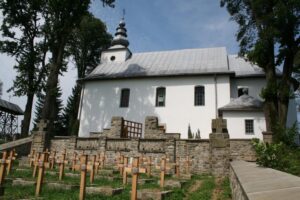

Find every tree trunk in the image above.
[278,51,294,127]
[41,41,65,136]
[21,92,34,137]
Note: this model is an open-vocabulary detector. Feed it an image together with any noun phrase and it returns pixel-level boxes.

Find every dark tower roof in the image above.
[111,18,129,47]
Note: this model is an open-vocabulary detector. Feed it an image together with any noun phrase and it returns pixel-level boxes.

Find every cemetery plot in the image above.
[0,150,231,200]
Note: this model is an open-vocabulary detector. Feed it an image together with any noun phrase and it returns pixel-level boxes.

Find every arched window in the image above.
[156,87,166,107]
[120,88,130,107]
[195,86,205,106]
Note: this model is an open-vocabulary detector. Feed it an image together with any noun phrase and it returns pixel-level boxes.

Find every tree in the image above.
[188,124,193,139]
[195,129,201,139]
[0,0,48,137]
[62,13,112,135]
[34,86,64,136]
[221,0,300,140]
[40,0,115,135]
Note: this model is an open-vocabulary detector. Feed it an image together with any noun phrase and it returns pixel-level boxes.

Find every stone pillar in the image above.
[144,116,165,139]
[109,117,123,138]
[209,118,230,177]
[31,120,50,153]
[262,131,273,144]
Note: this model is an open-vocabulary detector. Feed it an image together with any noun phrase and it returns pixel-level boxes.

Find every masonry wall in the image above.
[50,136,256,175]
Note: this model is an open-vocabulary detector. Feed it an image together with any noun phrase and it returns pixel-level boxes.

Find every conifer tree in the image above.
[188,124,193,139]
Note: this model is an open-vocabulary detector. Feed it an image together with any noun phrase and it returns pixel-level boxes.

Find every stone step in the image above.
[136,189,173,200]
[46,182,79,190]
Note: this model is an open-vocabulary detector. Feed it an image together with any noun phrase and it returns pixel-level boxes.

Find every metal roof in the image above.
[228,55,265,77]
[219,94,263,112]
[0,99,24,115]
[85,47,232,80]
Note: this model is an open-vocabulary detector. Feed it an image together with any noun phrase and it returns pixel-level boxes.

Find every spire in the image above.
[111,15,129,47]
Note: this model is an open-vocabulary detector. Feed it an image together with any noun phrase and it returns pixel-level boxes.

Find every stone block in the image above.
[47,182,79,190]
[158,179,187,189]
[136,189,172,200]
[209,132,229,148]
[86,186,123,196]
[12,178,36,186]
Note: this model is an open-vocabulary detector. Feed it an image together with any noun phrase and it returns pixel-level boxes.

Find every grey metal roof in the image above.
[219,94,263,111]
[0,99,24,115]
[85,47,232,80]
[228,55,265,77]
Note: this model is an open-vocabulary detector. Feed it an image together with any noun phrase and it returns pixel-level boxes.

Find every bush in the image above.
[251,138,289,171]
[273,123,298,147]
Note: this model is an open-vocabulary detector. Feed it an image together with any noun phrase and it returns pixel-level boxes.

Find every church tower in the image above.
[100,18,132,63]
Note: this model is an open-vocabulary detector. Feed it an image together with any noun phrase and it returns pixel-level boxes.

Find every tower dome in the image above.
[111,18,129,47]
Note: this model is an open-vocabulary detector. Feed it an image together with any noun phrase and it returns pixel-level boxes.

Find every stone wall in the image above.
[49,135,255,176]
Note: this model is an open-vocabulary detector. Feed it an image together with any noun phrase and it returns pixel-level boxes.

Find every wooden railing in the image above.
[121,120,142,139]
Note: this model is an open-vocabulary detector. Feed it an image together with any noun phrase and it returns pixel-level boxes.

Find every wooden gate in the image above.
[121,120,142,138]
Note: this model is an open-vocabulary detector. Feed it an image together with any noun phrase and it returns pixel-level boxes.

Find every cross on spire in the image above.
[122,9,126,20]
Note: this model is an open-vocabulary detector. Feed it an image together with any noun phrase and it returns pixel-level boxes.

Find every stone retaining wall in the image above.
[230,160,300,200]
[50,136,255,176]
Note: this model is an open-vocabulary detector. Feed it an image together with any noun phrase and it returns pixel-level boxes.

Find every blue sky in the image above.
[90,0,239,54]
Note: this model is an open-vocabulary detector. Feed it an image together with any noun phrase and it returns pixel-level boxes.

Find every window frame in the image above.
[156,87,166,107]
[245,119,254,134]
[120,88,130,108]
[194,85,205,106]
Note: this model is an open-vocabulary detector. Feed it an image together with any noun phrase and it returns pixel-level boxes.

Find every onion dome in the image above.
[111,18,129,47]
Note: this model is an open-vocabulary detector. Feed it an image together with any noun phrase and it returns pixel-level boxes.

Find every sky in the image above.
[0,0,239,130]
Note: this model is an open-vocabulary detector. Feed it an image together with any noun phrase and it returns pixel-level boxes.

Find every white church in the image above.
[77,19,298,139]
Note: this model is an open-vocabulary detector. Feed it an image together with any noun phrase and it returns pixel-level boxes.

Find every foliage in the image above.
[195,129,201,139]
[33,86,64,136]
[188,124,194,139]
[251,138,289,170]
[221,0,300,132]
[0,0,49,136]
[273,123,298,147]
[62,13,112,135]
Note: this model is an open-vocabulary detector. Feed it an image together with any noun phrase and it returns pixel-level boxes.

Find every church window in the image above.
[238,87,249,97]
[120,88,130,107]
[156,87,166,107]
[245,119,254,134]
[195,86,205,106]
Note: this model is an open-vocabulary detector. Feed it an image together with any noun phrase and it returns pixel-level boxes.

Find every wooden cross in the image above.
[57,150,68,181]
[35,152,48,197]
[99,152,106,169]
[0,151,8,186]
[121,157,129,185]
[124,157,147,200]
[155,158,171,188]
[79,155,88,200]
[49,150,57,169]
[118,155,124,176]
[33,152,41,178]
[145,156,152,177]
[71,152,78,171]
[88,155,96,184]
[6,149,17,175]
[28,149,35,167]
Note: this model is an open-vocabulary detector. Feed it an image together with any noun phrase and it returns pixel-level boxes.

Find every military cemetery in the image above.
[0,0,300,200]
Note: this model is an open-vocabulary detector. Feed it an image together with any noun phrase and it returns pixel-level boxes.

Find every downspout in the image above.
[214,74,218,118]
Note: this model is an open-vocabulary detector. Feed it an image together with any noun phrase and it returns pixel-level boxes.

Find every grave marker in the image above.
[33,152,41,178]
[6,149,17,175]
[79,155,87,200]
[124,157,146,200]
[57,150,67,181]
[35,152,48,197]
[28,149,35,167]
[122,157,128,185]
[0,151,8,186]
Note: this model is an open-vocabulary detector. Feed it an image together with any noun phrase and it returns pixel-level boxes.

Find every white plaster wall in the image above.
[230,78,266,99]
[100,49,131,63]
[78,75,231,138]
[223,111,266,140]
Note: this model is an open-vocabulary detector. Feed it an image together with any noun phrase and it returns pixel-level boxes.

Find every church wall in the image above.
[223,111,265,140]
[230,77,266,99]
[78,75,231,139]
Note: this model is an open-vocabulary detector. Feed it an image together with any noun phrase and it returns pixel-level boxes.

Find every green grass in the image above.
[4,165,232,200]
[284,148,300,176]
